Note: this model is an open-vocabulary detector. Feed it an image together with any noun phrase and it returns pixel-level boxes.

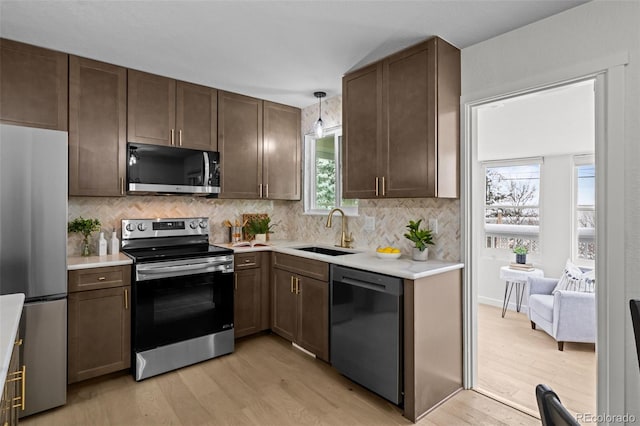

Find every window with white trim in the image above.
[484,160,541,253]
[304,127,358,215]
[574,155,595,264]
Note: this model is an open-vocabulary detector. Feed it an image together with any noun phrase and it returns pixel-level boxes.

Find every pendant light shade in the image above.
[314,91,326,138]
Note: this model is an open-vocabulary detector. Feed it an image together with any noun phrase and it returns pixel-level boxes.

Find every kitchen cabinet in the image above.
[128,70,217,150]
[234,252,270,338]
[272,253,329,361]
[219,92,301,200]
[0,332,22,425]
[67,265,131,384]
[343,36,460,199]
[0,38,68,131]
[69,56,126,196]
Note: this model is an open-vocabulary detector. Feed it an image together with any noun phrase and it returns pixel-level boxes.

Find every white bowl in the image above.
[376,251,401,260]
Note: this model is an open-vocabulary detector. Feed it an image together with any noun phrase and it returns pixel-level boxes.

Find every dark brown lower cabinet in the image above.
[234,252,270,338]
[0,331,22,425]
[67,265,131,384]
[272,253,329,361]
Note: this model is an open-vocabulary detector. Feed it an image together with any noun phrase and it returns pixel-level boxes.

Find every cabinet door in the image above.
[127,69,176,146]
[218,91,263,198]
[234,268,262,338]
[68,286,131,383]
[0,38,68,130]
[297,276,329,361]
[263,101,301,200]
[69,56,126,196]
[176,81,217,150]
[384,43,434,198]
[271,267,297,342]
[342,62,383,199]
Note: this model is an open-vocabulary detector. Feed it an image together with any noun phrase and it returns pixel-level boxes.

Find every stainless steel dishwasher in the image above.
[330,265,403,405]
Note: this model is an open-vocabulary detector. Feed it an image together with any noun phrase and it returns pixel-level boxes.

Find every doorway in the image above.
[468,78,597,416]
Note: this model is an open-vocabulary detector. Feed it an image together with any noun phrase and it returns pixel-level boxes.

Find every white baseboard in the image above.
[478,296,529,313]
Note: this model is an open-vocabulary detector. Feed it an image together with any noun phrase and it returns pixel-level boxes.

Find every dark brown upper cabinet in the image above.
[127,69,217,150]
[69,56,127,197]
[343,36,460,199]
[219,91,301,200]
[0,38,68,131]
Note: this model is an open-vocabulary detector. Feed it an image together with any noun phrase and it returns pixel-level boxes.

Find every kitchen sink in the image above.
[294,246,355,256]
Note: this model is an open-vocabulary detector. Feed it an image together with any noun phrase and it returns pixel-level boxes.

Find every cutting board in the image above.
[242,213,269,241]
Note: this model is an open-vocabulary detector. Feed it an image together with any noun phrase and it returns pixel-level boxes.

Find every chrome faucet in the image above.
[326,208,354,248]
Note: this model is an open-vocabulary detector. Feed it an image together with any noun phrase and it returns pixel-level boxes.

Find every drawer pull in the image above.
[290,276,294,293]
[14,338,22,346]
[97,276,106,281]
[6,365,26,411]
[124,288,129,310]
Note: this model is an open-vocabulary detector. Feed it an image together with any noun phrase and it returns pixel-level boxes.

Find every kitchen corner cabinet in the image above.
[69,56,126,196]
[342,36,460,199]
[0,332,22,426]
[127,69,217,150]
[272,253,329,361]
[219,92,301,200]
[234,252,270,338]
[67,265,131,384]
[0,38,68,131]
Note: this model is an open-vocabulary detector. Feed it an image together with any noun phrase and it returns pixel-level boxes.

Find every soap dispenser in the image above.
[109,231,119,255]
[98,232,108,256]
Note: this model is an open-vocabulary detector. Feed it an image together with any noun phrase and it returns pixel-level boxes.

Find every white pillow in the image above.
[553,259,595,293]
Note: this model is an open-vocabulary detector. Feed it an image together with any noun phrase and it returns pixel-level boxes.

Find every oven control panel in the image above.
[122,217,209,240]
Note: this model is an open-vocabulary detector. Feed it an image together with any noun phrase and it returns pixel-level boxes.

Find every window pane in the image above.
[576,164,595,261]
[315,136,336,209]
[485,164,540,252]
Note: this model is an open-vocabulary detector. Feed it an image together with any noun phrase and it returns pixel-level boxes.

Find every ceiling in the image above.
[0,0,588,109]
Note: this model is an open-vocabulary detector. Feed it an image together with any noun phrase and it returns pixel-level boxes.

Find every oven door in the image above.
[133,259,234,352]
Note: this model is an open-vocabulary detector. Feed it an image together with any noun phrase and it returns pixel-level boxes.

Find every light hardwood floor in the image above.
[23,333,537,426]
[477,303,596,418]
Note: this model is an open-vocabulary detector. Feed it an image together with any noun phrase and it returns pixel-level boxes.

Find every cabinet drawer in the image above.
[272,253,328,281]
[68,265,131,292]
[235,252,261,270]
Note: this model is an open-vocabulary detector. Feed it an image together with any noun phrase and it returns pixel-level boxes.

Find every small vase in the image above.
[412,247,428,261]
[254,233,267,243]
[81,237,91,257]
[515,254,527,264]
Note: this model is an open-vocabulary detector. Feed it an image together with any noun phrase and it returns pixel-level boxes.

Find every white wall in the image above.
[462,0,640,420]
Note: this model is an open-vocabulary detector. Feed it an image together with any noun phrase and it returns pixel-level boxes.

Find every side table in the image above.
[499,266,544,318]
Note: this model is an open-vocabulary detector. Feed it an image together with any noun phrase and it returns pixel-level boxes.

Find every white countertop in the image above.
[0,293,24,386]
[67,252,133,270]
[216,240,464,280]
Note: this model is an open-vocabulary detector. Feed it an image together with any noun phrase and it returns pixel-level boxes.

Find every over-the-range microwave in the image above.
[127,142,220,197]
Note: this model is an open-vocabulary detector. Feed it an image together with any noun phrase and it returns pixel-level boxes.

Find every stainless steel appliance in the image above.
[126,142,220,196]
[121,218,234,381]
[0,124,67,417]
[330,265,403,405]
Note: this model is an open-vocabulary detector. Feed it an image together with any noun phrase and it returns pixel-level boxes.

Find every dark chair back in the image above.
[536,384,580,426]
[631,299,640,370]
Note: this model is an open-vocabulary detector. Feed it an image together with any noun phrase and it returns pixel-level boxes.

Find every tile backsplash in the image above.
[68,95,461,261]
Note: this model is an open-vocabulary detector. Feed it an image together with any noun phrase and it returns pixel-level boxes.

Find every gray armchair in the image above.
[527,275,596,351]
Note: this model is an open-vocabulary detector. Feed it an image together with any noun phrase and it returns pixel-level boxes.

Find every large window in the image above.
[574,155,595,264]
[304,127,357,215]
[484,160,541,253]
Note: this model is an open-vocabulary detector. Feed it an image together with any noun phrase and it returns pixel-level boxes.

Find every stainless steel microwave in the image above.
[127,143,220,196]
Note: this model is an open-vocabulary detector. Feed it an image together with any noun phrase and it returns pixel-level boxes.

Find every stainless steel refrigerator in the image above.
[0,124,67,416]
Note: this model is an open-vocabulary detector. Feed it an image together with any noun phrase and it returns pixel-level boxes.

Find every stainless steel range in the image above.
[121,217,234,381]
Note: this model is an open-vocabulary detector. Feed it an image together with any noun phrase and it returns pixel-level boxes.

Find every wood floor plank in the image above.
[23,332,538,426]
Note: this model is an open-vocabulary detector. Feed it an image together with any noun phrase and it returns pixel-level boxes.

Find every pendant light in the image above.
[314,91,326,138]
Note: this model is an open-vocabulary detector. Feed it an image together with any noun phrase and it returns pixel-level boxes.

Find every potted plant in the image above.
[246,216,275,242]
[513,244,528,264]
[404,219,434,261]
[68,216,101,256]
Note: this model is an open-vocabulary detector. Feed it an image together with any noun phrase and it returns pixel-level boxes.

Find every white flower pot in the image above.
[412,247,428,261]
[254,233,267,242]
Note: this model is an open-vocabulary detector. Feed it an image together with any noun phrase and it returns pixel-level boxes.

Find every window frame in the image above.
[481,157,543,257]
[303,126,358,216]
[572,154,595,267]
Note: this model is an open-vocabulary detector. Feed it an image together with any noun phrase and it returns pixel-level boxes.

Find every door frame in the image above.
[461,52,628,421]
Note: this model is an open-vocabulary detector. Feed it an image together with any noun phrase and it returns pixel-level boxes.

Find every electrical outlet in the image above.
[364,215,375,231]
[429,218,438,234]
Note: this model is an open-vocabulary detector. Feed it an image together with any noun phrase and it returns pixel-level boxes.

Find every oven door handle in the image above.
[136,261,232,280]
